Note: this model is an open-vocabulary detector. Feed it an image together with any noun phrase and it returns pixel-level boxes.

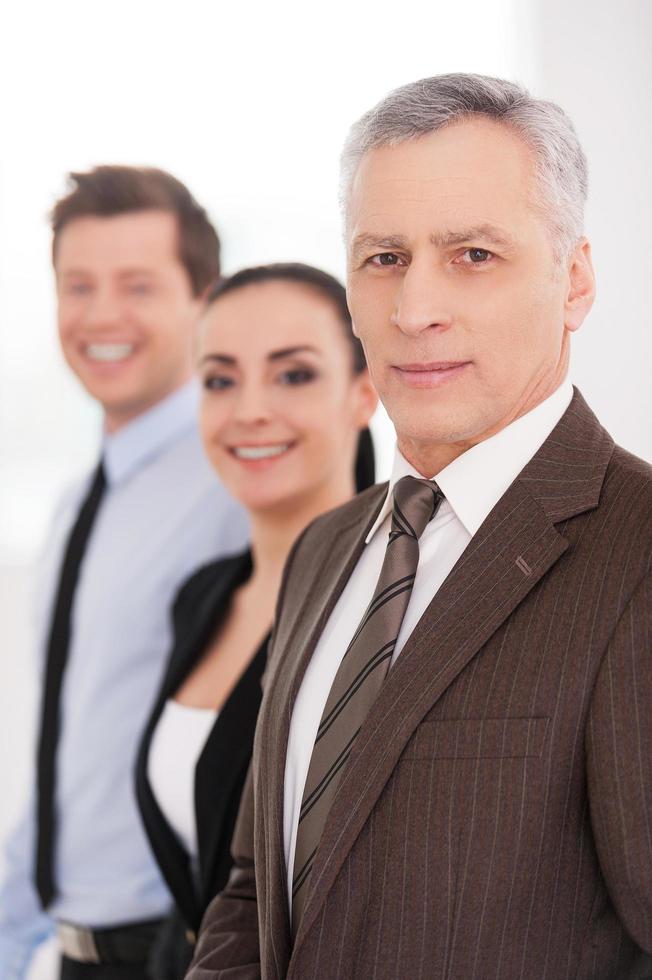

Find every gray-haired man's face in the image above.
[345,115,595,476]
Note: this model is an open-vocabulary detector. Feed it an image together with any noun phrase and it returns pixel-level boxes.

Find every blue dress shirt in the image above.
[0,381,249,979]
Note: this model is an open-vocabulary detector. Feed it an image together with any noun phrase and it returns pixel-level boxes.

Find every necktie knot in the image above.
[391,476,443,541]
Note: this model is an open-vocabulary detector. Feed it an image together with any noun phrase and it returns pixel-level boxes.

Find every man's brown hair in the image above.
[51,165,221,296]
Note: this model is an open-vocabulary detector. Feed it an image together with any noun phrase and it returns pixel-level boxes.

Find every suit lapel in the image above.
[162,554,252,701]
[196,635,267,901]
[293,389,615,951]
[257,486,387,947]
[135,552,252,928]
[263,486,388,720]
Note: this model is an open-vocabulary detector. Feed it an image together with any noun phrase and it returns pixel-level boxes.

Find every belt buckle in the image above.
[58,923,101,963]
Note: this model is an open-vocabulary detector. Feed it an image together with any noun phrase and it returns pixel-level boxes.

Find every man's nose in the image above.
[391,259,453,336]
[85,288,122,329]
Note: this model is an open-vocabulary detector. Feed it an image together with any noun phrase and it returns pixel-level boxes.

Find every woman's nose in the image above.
[232,381,273,425]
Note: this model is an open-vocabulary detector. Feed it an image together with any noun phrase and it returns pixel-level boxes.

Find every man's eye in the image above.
[126,283,153,296]
[370,253,402,267]
[279,368,316,386]
[67,283,92,296]
[460,248,493,264]
[204,375,234,391]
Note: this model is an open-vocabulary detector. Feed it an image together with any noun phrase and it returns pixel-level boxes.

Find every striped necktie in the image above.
[35,462,107,908]
[291,475,443,934]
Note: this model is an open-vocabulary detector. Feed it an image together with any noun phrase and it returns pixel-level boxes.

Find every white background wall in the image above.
[0,0,650,964]
[531,0,651,459]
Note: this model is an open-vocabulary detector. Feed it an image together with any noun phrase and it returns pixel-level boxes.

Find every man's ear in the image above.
[354,370,379,429]
[564,237,596,333]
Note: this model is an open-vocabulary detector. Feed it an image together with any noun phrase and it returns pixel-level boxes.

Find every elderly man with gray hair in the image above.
[187,74,652,980]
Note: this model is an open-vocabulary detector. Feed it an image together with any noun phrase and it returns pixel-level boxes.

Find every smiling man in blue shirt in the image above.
[0,166,248,980]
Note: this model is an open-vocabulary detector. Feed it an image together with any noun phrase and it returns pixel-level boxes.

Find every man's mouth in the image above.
[84,343,135,363]
[392,361,471,387]
[230,443,294,460]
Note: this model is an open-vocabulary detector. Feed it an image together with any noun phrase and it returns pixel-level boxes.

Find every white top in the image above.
[284,380,574,906]
[148,699,218,857]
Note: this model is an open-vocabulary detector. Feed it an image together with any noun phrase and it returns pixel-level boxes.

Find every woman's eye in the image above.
[278,368,316,386]
[203,375,234,391]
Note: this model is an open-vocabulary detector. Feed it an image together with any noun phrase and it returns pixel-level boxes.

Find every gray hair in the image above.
[340,73,588,259]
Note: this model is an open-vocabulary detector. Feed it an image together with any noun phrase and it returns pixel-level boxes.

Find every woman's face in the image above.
[197,279,377,515]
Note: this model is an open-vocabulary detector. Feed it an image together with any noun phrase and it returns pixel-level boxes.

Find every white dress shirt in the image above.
[284,380,573,905]
[0,381,249,980]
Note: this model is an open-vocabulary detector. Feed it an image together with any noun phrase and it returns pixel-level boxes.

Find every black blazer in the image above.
[135,550,268,950]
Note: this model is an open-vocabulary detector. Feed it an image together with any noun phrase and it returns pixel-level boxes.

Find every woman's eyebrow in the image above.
[198,345,320,367]
[268,345,319,362]
[199,353,237,366]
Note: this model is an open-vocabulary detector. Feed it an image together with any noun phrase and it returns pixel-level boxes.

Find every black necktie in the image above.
[35,462,107,908]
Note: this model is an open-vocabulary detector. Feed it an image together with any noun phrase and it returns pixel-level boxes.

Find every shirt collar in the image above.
[102,380,200,486]
[366,379,573,543]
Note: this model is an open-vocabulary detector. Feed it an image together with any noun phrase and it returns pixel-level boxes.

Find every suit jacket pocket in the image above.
[402,716,550,760]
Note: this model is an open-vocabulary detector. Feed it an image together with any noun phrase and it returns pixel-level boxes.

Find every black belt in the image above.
[57,919,164,965]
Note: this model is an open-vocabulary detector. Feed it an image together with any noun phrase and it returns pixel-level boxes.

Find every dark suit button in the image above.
[186,929,196,945]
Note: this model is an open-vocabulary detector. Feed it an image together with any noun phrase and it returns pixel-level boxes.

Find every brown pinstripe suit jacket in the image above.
[188,391,652,980]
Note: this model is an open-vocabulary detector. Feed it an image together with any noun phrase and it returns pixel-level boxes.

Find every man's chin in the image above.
[82,387,155,432]
[394,417,476,448]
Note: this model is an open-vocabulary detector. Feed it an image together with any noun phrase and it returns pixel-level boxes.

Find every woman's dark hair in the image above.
[206,263,375,492]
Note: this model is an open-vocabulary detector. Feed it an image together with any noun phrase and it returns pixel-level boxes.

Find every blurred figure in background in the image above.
[0,166,249,980]
[135,263,377,978]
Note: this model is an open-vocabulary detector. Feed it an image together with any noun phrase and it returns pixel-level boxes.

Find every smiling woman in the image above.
[134,262,377,978]
[197,265,375,514]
